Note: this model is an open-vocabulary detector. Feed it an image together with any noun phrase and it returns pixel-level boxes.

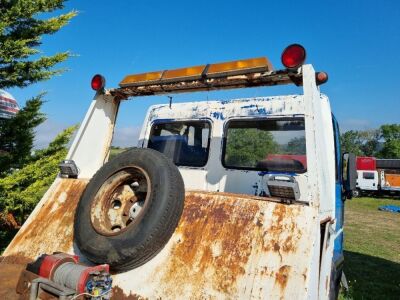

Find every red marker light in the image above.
[281,44,306,69]
[91,74,105,91]
[316,71,328,85]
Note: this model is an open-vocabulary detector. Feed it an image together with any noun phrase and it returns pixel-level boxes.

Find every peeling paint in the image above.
[210,111,225,120]
[112,191,316,299]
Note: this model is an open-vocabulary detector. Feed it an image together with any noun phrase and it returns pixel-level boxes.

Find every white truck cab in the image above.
[1,45,357,300]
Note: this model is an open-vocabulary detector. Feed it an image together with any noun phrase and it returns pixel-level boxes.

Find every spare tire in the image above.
[74,148,185,272]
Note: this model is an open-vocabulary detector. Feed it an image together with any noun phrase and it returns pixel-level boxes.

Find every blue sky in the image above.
[8,0,400,148]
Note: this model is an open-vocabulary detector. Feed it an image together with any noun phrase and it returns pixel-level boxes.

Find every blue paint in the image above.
[257,171,297,176]
[152,118,176,124]
[220,100,232,105]
[257,107,268,114]
[220,98,252,105]
[332,115,344,266]
[210,111,225,120]
[244,107,274,116]
[241,104,257,109]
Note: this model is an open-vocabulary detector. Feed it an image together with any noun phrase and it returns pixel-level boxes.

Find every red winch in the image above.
[19,252,112,299]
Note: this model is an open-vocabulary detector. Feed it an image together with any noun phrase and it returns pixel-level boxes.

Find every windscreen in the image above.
[223,118,307,173]
[147,121,211,167]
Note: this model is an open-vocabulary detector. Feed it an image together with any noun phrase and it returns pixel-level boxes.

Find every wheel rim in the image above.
[90,167,151,236]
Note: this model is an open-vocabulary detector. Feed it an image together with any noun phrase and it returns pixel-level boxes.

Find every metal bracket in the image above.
[30,277,76,300]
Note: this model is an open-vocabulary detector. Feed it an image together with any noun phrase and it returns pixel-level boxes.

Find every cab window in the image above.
[223,118,307,173]
[147,121,211,167]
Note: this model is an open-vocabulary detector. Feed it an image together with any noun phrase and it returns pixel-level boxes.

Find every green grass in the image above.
[109,147,131,160]
[340,197,400,299]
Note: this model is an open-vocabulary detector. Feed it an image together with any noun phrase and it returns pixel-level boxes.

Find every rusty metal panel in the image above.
[113,191,318,299]
[0,179,88,299]
[1,188,317,299]
[2,179,88,260]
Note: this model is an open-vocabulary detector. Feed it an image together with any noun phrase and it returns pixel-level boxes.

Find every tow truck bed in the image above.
[1,178,317,299]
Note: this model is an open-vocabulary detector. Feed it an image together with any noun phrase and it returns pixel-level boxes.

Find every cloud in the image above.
[34,119,71,149]
[340,119,373,132]
[112,126,141,147]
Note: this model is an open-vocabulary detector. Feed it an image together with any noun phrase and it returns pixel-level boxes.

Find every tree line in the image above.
[340,124,400,159]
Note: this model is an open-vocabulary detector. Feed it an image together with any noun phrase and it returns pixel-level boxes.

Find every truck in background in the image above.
[355,156,400,196]
[378,159,400,195]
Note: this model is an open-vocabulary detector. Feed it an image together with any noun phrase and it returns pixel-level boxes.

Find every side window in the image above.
[147,121,211,167]
[223,118,307,173]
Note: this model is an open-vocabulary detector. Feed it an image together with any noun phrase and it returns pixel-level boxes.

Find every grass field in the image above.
[340,196,400,299]
[109,147,131,160]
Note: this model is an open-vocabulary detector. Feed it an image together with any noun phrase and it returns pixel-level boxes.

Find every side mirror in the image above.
[342,153,357,199]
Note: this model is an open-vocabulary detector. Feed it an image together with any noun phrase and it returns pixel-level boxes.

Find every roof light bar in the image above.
[119,57,272,87]
[121,71,164,86]
[207,57,271,78]
[112,44,328,98]
[162,65,205,82]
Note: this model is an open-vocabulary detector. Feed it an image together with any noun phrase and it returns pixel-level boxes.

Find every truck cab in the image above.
[1,45,356,299]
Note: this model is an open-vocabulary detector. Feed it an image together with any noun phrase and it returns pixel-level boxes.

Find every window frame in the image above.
[221,116,307,173]
[147,119,213,168]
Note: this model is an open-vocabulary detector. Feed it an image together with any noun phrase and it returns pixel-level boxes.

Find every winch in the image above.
[18,252,112,299]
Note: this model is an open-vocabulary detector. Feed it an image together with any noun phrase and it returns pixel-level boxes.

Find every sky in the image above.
[7,0,400,148]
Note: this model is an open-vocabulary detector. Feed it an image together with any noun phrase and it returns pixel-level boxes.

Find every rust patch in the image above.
[149,191,311,298]
[112,286,147,300]
[261,203,302,255]
[157,192,261,297]
[16,270,38,297]
[3,179,88,259]
[0,261,27,299]
[0,254,32,265]
[275,265,291,292]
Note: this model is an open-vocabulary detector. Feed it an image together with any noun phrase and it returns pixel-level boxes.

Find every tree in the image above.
[225,128,279,167]
[0,126,76,227]
[0,94,45,175]
[340,130,364,156]
[0,1,76,175]
[0,1,76,89]
[340,129,381,157]
[359,129,381,157]
[285,136,306,155]
[379,124,400,158]
[0,2,77,246]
